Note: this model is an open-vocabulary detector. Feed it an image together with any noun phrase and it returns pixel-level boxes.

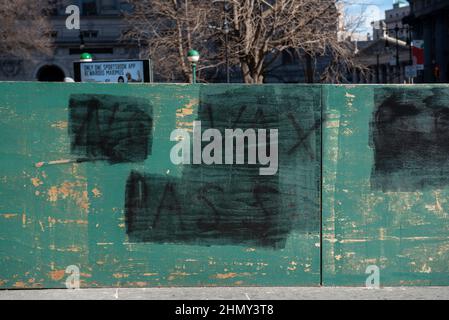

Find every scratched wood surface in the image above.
[0,83,320,288]
[322,85,449,286]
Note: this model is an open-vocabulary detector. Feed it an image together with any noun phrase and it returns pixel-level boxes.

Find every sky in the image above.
[344,0,407,34]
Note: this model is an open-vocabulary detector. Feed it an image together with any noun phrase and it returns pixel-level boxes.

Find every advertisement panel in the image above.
[74,60,152,83]
[412,40,424,70]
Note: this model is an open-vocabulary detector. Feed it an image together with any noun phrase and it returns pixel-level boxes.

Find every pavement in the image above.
[1,287,449,300]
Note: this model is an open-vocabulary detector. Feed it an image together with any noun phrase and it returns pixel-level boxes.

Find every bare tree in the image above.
[123,0,360,83]
[122,0,222,82]
[0,0,53,59]
[222,0,360,83]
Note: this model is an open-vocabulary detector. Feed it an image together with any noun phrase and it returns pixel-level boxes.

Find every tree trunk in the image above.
[241,59,264,84]
[175,21,191,83]
[305,54,314,83]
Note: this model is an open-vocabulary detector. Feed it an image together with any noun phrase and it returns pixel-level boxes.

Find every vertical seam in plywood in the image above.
[320,85,324,286]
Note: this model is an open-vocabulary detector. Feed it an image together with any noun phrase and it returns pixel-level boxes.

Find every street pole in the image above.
[395,24,400,82]
[407,26,413,84]
[187,49,200,84]
[408,26,413,65]
[224,1,230,83]
[376,53,380,83]
[79,31,85,51]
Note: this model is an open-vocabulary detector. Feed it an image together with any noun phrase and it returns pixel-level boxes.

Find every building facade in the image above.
[371,20,387,41]
[385,2,410,40]
[350,2,413,84]
[354,36,412,84]
[0,0,340,84]
[0,0,139,82]
[369,2,410,43]
[405,0,449,82]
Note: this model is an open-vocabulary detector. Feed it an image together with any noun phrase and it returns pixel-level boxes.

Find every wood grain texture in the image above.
[322,85,449,286]
[5,83,448,288]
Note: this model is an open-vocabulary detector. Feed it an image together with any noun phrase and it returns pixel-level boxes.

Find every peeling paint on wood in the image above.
[323,85,449,286]
[3,83,448,288]
[0,83,320,288]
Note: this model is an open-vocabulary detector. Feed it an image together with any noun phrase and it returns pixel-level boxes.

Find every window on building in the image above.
[82,0,97,15]
[100,0,118,13]
[119,1,132,13]
[47,0,58,15]
[81,30,99,38]
[54,0,74,16]
[44,30,59,39]
[69,48,114,55]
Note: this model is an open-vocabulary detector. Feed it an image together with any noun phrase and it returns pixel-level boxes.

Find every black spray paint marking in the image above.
[125,171,286,248]
[68,94,153,164]
[371,88,449,191]
[287,113,321,158]
[124,87,322,248]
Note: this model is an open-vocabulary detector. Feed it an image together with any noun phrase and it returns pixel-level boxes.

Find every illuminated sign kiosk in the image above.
[74,59,153,83]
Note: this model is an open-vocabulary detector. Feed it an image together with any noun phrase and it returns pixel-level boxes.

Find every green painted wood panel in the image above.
[4,82,449,288]
[322,84,449,286]
[0,83,321,288]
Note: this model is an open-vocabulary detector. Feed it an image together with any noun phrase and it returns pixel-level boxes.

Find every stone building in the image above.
[354,36,412,84]
[405,0,449,82]
[385,1,410,40]
[371,20,387,41]
[0,0,139,82]
[347,1,415,84]
[0,0,339,84]
[369,2,410,43]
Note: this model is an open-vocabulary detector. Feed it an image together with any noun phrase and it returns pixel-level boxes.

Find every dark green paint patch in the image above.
[371,87,449,191]
[69,94,153,164]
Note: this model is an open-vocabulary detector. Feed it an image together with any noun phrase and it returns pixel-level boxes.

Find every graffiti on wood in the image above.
[371,88,449,191]
[124,87,322,248]
[68,94,153,164]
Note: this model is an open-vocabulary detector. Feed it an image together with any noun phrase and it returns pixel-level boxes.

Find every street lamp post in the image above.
[79,32,92,63]
[406,26,413,65]
[385,24,411,82]
[223,1,230,83]
[394,24,400,76]
[187,49,200,84]
[376,52,380,83]
[212,0,231,83]
[79,31,85,51]
[80,52,92,62]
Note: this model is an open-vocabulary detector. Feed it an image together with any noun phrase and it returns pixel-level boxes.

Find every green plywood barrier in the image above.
[322,85,449,286]
[0,83,321,288]
[2,82,449,288]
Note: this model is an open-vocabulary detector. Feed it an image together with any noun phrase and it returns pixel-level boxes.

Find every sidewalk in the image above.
[1,287,449,300]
